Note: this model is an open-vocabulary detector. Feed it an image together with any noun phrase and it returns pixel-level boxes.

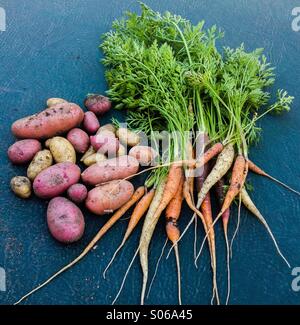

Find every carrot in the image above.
[215,178,231,305]
[219,155,248,215]
[14,186,145,305]
[248,159,300,196]
[140,164,182,305]
[165,172,184,305]
[240,187,290,268]
[195,152,247,274]
[195,144,235,210]
[103,188,155,278]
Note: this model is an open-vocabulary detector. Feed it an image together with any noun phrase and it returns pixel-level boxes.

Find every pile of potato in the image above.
[8,95,156,244]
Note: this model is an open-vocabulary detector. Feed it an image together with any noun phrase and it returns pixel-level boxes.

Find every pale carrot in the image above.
[240,187,290,268]
[140,164,182,305]
[14,186,145,305]
[103,188,156,278]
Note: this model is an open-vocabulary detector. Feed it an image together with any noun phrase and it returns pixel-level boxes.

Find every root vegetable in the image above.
[67,184,88,203]
[67,128,90,154]
[116,128,140,146]
[84,94,111,115]
[83,111,100,134]
[27,149,53,180]
[10,176,31,199]
[48,136,76,163]
[8,140,42,165]
[47,98,67,107]
[11,103,84,139]
[33,162,81,199]
[47,197,85,243]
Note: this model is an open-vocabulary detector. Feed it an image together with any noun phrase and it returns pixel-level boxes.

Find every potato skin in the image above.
[84,94,111,116]
[8,139,42,165]
[67,183,88,203]
[83,152,107,166]
[10,176,32,199]
[117,143,127,156]
[33,162,81,198]
[47,98,67,107]
[90,131,119,157]
[47,197,85,243]
[116,128,140,147]
[27,149,53,180]
[83,111,100,134]
[85,180,134,215]
[81,155,139,186]
[49,136,76,163]
[67,128,90,154]
[11,102,84,139]
[96,123,116,135]
[129,146,157,166]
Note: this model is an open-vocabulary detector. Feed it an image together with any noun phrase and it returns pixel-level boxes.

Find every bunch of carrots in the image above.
[15,4,299,305]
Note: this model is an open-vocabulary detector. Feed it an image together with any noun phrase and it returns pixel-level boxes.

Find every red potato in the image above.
[33,162,81,199]
[81,155,139,186]
[84,94,111,116]
[83,111,100,134]
[67,183,88,203]
[11,103,84,139]
[67,128,90,154]
[47,197,85,243]
[90,130,119,157]
[129,145,157,166]
[8,139,41,164]
[85,180,134,215]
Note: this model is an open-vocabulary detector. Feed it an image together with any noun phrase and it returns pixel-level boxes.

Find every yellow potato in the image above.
[10,176,31,199]
[46,97,68,107]
[27,149,53,180]
[117,143,127,156]
[116,128,140,147]
[83,152,107,166]
[49,136,76,163]
[96,123,116,135]
[80,145,95,162]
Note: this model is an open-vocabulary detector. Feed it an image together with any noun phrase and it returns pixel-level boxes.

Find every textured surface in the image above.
[0,0,300,305]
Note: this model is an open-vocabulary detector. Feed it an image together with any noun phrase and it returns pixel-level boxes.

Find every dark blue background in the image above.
[0,0,300,305]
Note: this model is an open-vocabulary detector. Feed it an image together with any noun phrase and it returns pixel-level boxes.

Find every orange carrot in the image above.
[103,188,156,278]
[14,186,145,305]
[220,155,248,215]
[165,173,184,305]
[248,159,300,196]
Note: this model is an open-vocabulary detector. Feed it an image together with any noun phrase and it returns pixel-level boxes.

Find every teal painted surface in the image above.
[0,0,300,305]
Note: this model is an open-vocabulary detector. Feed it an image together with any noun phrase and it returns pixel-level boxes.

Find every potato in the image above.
[48,136,76,163]
[8,139,41,165]
[47,197,85,243]
[96,123,116,135]
[83,152,107,166]
[10,176,32,199]
[85,180,134,215]
[90,130,119,157]
[80,145,95,162]
[27,149,53,180]
[116,128,140,147]
[117,143,127,157]
[129,145,157,166]
[47,98,67,107]
[81,155,139,186]
[67,184,88,203]
[11,102,84,139]
[67,128,89,154]
[83,111,100,134]
[84,94,111,116]
[33,162,81,199]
